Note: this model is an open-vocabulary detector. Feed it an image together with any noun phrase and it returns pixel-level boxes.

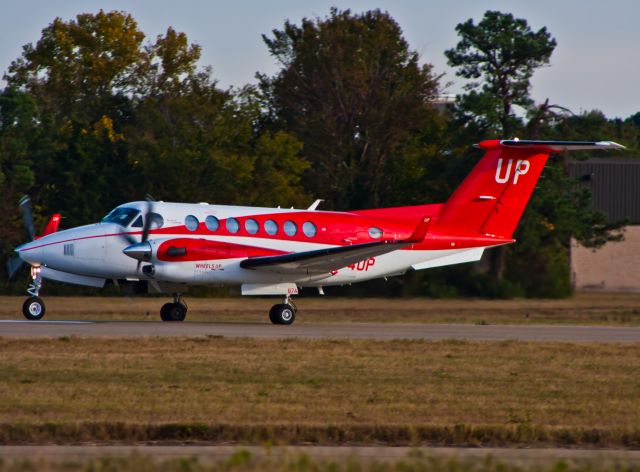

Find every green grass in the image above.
[2,292,640,325]
[0,337,639,446]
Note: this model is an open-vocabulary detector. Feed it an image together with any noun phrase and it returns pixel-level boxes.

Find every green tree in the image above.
[444,11,625,296]
[0,88,39,269]
[3,10,148,225]
[126,35,309,207]
[5,10,145,123]
[259,8,440,210]
[445,10,556,137]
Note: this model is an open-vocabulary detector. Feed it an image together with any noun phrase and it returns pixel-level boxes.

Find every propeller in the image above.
[6,196,36,280]
[19,196,35,241]
[120,196,157,274]
[140,198,154,245]
[136,199,155,273]
[116,195,156,247]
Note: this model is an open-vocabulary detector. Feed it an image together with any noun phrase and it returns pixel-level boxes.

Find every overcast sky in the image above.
[1,0,638,119]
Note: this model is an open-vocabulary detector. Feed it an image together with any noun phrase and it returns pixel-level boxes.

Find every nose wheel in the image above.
[22,266,45,321]
[269,296,297,325]
[160,294,187,321]
[23,296,46,320]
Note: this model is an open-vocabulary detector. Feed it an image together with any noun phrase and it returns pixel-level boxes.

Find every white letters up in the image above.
[495,159,530,185]
[513,159,530,184]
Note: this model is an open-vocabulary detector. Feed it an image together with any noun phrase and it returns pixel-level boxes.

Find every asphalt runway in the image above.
[0,320,639,342]
[1,446,640,465]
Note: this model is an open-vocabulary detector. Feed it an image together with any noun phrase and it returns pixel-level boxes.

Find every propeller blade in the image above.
[7,255,25,281]
[140,199,154,244]
[118,232,138,246]
[19,195,35,241]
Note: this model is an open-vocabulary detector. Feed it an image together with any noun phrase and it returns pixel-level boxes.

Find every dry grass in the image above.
[1,449,640,472]
[0,337,639,446]
[2,292,640,325]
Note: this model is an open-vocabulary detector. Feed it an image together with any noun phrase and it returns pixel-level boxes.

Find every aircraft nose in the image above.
[16,240,43,265]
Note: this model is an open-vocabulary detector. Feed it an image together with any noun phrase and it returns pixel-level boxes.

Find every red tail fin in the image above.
[437,140,624,238]
[39,214,61,238]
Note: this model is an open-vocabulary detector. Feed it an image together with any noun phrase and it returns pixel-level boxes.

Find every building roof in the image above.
[568,158,640,224]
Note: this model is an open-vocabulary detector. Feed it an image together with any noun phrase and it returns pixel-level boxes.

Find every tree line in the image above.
[1,8,638,297]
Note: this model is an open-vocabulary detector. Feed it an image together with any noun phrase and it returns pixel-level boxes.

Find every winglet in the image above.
[38,214,61,238]
[403,217,430,244]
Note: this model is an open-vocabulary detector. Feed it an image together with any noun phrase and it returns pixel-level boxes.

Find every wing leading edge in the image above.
[239,216,431,275]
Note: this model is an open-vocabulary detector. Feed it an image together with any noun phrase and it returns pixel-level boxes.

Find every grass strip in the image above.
[2,423,640,448]
[1,449,640,472]
[1,337,639,447]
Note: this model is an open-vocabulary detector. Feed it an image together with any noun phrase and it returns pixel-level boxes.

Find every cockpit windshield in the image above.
[102,207,140,227]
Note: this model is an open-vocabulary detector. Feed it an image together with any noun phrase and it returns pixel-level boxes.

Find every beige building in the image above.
[569,158,640,292]
[571,226,640,291]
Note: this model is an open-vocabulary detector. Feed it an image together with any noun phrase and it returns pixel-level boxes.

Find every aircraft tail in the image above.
[36,214,61,239]
[437,140,624,239]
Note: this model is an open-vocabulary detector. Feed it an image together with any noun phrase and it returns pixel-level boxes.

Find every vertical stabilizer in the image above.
[437,140,624,239]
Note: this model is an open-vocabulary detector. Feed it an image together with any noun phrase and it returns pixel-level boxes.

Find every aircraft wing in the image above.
[240,240,405,274]
[240,216,430,275]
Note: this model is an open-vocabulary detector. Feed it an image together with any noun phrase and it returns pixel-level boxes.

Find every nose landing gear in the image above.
[22,266,45,321]
[269,295,297,325]
[160,293,187,321]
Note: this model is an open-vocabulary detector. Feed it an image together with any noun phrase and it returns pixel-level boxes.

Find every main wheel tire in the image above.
[23,296,45,321]
[269,304,282,324]
[160,302,186,322]
[270,303,295,325]
[160,303,171,321]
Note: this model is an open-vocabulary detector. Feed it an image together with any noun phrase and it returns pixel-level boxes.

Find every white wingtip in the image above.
[595,141,626,150]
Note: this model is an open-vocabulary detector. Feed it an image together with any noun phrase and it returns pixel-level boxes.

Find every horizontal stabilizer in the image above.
[478,140,625,153]
[412,247,485,271]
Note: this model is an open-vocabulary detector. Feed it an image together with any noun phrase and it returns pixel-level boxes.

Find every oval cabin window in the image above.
[205,215,219,232]
[185,215,199,232]
[245,218,259,234]
[226,217,240,233]
[368,227,383,239]
[264,220,278,235]
[284,221,297,236]
[302,222,317,238]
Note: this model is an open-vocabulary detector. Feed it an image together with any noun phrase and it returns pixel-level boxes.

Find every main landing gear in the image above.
[269,295,297,325]
[22,266,45,321]
[160,293,187,322]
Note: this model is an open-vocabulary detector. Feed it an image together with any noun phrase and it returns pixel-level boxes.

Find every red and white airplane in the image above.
[9,139,623,324]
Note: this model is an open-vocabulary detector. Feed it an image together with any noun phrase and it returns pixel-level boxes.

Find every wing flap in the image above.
[240,240,407,274]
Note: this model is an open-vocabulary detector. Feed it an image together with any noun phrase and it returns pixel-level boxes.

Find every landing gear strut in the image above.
[269,295,297,325]
[160,293,187,322]
[22,266,45,321]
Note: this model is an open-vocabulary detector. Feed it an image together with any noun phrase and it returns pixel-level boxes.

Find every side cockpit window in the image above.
[131,215,144,228]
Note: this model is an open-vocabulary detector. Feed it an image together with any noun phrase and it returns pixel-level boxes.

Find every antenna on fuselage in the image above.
[307,199,324,211]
